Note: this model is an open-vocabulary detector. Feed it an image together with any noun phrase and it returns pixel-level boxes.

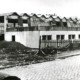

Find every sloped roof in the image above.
[20,13,30,20]
[50,15,57,19]
[69,17,73,21]
[45,14,50,18]
[41,15,47,19]
[71,17,79,22]
[36,14,42,18]
[54,16,61,21]
[20,13,30,17]
[0,12,19,16]
[0,12,80,24]
[29,13,40,18]
[62,17,67,22]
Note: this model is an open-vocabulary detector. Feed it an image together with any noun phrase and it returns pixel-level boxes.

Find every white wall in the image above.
[40,31,80,40]
[5,30,80,48]
[5,31,40,48]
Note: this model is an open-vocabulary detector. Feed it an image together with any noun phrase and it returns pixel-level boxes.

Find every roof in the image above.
[0,12,80,24]
[45,14,50,18]
[0,12,19,16]
[69,17,73,21]
[62,17,67,22]
[50,15,57,19]
[29,13,40,19]
[36,14,42,18]
[20,13,30,17]
[41,15,47,19]
[54,16,61,21]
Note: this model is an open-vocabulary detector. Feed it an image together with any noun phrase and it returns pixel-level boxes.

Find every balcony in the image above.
[6,26,80,32]
[6,27,38,32]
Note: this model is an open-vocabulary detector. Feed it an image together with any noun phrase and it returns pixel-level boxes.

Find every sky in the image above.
[1,0,80,18]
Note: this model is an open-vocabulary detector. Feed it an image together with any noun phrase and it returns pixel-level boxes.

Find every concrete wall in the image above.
[5,31,40,48]
[40,31,80,40]
[5,30,80,48]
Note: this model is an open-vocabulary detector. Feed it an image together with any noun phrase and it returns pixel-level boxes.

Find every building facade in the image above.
[0,12,80,48]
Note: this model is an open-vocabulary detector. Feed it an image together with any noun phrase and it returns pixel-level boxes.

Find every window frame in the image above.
[63,22,67,27]
[47,35,52,40]
[42,35,46,40]
[56,35,65,40]
[56,21,61,27]
[79,35,80,39]
[61,35,64,40]
[68,34,75,40]
[42,35,52,40]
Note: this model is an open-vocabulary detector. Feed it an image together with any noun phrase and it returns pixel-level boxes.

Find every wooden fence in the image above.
[40,40,80,49]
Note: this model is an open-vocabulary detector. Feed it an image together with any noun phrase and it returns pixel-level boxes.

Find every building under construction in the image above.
[0,12,80,49]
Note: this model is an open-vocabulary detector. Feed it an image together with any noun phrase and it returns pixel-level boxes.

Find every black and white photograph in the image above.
[0,0,80,80]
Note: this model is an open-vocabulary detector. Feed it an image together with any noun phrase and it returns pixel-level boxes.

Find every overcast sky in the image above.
[1,0,80,18]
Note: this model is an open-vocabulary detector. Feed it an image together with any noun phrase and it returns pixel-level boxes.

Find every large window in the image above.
[68,35,75,40]
[42,35,52,40]
[56,35,65,40]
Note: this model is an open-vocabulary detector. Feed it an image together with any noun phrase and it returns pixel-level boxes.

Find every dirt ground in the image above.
[0,50,80,80]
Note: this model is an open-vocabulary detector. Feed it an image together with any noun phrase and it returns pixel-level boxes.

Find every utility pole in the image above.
[38,24,41,54]
[39,36,41,54]
[4,15,8,40]
[56,38,59,59]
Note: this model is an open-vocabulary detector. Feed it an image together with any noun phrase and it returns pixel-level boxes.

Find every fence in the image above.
[6,26,80,32]
[6,27,38,32]
[41,40,80,49]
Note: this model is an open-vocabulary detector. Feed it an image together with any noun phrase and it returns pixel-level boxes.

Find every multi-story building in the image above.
[0,12,80,49]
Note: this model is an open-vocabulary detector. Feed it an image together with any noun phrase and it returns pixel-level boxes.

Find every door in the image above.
[12,35,15,41]
[0,34,4,41]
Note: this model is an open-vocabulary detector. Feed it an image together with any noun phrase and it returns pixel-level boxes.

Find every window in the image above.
[56,22,61,26]
[47,35,52,40]
[56,35,65,40]
[79,35,80,39]
[42,35,46,40]
[68,35,75,40]
[72,35,75,39]
[42,35,52,40]
[63,22,67,27]
[56,35,60,40]
[68,35,71,40]
[50,21,56,26]
[23,20,28,23]
[61,35,64,40]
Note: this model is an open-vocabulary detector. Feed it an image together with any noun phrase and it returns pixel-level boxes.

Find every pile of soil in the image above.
[0,41,72,67]
[0,41,30,52]
[0,41,33,66]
